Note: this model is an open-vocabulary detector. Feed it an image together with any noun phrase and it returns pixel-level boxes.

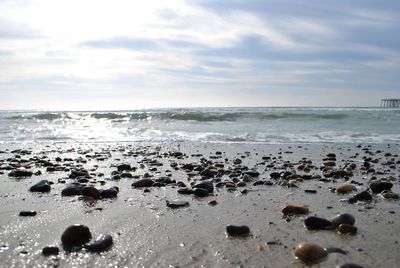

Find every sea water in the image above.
[0,107,399,144]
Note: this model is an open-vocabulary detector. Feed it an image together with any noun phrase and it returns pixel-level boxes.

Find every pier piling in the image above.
[381,99,400,108]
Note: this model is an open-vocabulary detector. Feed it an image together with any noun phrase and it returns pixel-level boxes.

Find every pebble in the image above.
[117,164,131,171]
[208,200,218,206]
[330,213,355,228]
[304,189,317,194]
[19,211,37,217]
[226,225,250,236]
[336,184,357,194]
[177,187,193,195]
[382,191,399,199]
[370,181,393,194]
[9,169,33,177]
[132,178,154,188]
[304,216,332,230]
[282,204,309,215]
[337,263,365,268]
[193,181,214,193]
[29,180,51,193]
[193,188,209,197]
[293,242,327,263]
[42,246,60,256]
[338,224,357,234]
[166,200,189,208]
[82,186,100,199]
[61,224,92,249]
[100,187,119,198]
[84,234,113,253]
[348,191,372,203]
[61,183,83,196]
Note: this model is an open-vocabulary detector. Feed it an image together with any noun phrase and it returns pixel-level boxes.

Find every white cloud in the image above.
[0,0,399,108]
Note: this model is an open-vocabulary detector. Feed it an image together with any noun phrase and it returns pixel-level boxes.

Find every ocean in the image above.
[0,107,399,144]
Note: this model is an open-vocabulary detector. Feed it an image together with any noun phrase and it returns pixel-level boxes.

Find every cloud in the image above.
[81,38,159,50]
[0,0,399,109]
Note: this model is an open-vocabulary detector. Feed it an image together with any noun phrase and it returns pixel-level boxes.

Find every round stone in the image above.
[61,224,92,249]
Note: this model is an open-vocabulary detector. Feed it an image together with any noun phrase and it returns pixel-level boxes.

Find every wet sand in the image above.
[0,142,399,268]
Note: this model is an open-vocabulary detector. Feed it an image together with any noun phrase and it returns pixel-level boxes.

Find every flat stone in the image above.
[226,225,250,236]
[19,210,37,217]
[132,178,154,188]
[166,200,189,208]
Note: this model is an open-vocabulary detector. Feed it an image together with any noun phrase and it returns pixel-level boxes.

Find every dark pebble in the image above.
[100,187,119,198]
[19,211,37,217]
[9,169,33,177]
[117,164,131,171]
[304,189,317,194]
[193,181,214,193]
[370,181,393,194]
[166,200,189,208]
[337,263,365,268]
[226,225,250,236]
[208,200,218,206]
[29,180,51,193]
[193,188,209,197]
[304,216,332,230]
[61,224,92,249]
[61,183,83,196]
[42,246,60,256]
[132,178,154,188]
[348,191,372,203]
[82,186,100,199]
[84,234,113,253]
[176,181,186,187]
[338,224,357,234]
[177,187,193,194]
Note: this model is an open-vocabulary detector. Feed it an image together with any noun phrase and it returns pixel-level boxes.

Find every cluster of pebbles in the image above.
[0,144,399,267]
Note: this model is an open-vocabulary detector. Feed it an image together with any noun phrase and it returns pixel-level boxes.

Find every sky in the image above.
[0,0,399,110]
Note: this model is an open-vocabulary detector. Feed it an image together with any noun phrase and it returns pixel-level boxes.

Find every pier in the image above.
[381,99,400,108]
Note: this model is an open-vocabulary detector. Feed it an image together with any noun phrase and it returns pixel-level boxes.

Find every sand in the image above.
[0,142,399,268]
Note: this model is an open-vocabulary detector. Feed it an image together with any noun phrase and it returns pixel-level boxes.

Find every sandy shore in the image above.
[0,142,399,268]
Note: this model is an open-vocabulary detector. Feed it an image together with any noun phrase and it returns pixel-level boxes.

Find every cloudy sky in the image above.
[0,0,399,110]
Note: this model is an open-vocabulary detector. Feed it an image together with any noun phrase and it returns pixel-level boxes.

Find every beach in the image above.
[0,141,399,267]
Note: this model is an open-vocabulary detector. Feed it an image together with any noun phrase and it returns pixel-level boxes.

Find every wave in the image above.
[155,111,349,121]
[32,113,67,120]
[3,111,352,122]
[5,113,69,120]
[91,112,128,120]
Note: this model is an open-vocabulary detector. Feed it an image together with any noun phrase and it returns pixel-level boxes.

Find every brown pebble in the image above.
[330,213,355,228]
[338,224,357,234]
[294,242,327,263]
[336,184,357,194]
[282,204,309,215]
[382,191,399,200]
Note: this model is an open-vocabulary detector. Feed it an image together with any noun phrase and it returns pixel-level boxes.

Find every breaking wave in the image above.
[86,111,349,122]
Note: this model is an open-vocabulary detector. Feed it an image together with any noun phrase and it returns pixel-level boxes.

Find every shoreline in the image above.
[0,142,399,267]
